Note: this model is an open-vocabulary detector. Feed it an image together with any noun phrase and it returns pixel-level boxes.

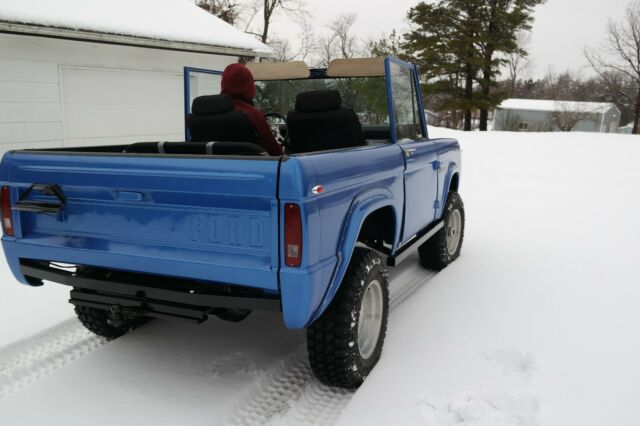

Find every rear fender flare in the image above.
[310,188,398,323]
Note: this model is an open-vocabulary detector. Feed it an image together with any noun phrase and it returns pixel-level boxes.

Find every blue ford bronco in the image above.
[0,57,463,388]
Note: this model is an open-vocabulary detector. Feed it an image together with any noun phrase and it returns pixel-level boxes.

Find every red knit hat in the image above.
[220,63,256,104]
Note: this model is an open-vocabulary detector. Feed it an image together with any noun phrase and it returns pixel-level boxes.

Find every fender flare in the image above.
[309,187,398,323]
[438,162,459,219]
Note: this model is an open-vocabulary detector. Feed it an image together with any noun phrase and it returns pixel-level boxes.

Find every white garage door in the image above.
[61,67,187,146]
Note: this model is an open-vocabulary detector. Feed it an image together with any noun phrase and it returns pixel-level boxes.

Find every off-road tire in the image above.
[74,305,147,340]
[307,248,389,389]
[419,191,465,271]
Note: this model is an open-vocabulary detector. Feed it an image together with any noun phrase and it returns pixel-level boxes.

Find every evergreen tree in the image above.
[475,0,543,130]
[403,0,542,131]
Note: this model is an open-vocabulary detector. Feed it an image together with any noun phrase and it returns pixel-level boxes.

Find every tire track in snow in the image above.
[224,267,437,426]
[0,319,106,398]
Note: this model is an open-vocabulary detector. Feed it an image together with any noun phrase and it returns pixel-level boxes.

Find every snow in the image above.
[0,0,269,53]
[499,98,616,114]
[1,128,640,425]
[338,128,640,426]
[0,257,73,350]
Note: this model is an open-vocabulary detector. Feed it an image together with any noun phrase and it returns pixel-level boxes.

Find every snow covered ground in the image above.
[0,128,639,425]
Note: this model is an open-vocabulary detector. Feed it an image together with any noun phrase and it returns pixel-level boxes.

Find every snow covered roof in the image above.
[498,98,617,115]
[0,0,269,55]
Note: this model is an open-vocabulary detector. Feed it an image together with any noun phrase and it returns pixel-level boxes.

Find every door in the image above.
[386,59,439,243]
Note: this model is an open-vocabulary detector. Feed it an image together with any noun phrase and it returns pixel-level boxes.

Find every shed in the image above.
[493,99,621,133]
[0,0,269,153]
[618,122,635,134]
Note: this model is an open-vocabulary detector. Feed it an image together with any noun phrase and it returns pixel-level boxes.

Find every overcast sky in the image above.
[291,0,633,78]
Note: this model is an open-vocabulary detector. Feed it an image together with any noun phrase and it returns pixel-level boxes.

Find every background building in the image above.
[494,99,621,133]
[0,0,268,154]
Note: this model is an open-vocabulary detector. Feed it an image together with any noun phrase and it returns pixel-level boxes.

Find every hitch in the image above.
[107,304,140,327]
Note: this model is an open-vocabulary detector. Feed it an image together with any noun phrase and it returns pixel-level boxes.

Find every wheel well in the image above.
[449,173,460,192]
[357,206,395,249]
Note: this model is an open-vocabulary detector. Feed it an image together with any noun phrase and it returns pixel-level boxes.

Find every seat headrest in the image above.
[192,94,234,115]
[295,90,342,112]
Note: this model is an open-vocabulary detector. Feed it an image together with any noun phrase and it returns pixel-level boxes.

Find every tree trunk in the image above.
[479,78,490,131]
[261,1,272,44]
[633,85,640,134]
[464,70,474,131]
[479,109,489,131]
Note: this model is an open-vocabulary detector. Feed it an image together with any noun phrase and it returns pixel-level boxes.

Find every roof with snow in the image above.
[0,0,269,55]
[498,99,618,115]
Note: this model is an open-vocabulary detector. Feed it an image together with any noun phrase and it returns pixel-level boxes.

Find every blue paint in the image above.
[0,57,462,329]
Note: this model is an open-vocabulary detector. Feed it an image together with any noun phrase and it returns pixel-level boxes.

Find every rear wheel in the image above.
[307,248,389,389]
[419,191,465,270]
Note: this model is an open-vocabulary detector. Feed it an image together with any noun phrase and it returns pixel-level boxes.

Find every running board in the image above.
[387,220,444,267]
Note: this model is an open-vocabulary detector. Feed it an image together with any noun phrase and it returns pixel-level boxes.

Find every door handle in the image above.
[403,148,416,157]
[13,184,66,214]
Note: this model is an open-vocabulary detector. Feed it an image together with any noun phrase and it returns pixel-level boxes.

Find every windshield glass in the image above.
[254,77,389,125]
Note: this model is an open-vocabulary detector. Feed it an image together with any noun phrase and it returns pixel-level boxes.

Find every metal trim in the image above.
[20,261,282,314]
[387,220,444,266]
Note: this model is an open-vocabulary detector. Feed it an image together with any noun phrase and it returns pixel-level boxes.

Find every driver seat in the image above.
[186,94,259,144]
[286,90,366,153]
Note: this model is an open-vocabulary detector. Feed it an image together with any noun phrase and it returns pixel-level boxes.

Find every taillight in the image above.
[284,203,302,267]
[1,186,14,236]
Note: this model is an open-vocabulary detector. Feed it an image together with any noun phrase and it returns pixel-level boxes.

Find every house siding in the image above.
[0,33,239,154]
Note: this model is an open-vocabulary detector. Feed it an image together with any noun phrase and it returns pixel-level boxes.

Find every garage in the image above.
[61,67,186,146]
[0,0,268,153]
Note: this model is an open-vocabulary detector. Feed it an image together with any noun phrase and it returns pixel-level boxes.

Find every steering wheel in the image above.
[264,112,288,147]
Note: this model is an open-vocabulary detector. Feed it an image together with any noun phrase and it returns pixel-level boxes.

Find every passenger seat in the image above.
[286,90,366,154]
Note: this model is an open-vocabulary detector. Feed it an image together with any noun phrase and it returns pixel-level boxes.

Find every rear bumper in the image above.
[2,238,277,291]
[19,259,280,323]
[3,239,337,329]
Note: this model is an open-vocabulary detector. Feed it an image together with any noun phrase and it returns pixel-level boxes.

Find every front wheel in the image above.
[419,191,465,270]
[307,248,389,389]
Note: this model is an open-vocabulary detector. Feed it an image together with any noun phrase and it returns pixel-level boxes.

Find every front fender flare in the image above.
[309,187,398,324]
[438,162,459,219]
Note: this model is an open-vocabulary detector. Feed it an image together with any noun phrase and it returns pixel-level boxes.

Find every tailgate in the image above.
[1,152,280,291]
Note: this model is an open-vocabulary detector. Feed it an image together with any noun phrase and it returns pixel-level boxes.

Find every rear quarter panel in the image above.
[278,144,405,328]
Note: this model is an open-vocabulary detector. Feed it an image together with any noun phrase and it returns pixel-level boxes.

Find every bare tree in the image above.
[242,0,307,44]
[585,0,640,134]
[268,37,296,61]
[506,31,532,97]
[317,35,338,67]
[197,0,240,25]
[293,18,317,62]
[314,13,359,67]
[552,102,598,132]
[328,13,358,59]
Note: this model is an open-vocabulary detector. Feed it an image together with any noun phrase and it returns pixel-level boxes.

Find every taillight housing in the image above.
[1,186,14,236]
[284,203,302,267]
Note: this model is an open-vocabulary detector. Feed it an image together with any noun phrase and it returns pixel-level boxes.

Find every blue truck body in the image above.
[0,57,461,329]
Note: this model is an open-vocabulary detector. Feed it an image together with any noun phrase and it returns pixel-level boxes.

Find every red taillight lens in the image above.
[284,203,302,267]
[1,186,14,236]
